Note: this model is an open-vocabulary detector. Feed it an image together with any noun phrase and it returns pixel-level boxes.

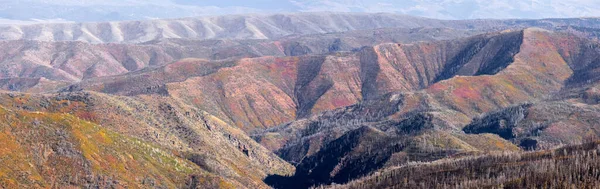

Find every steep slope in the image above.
[0,104,241,188]
[0,91,295,188]
[3,24,599,134]
[420,28,572,117]
[255,29,600,188]
[67,30,527,133]
[0,27,478,84]
[258,93,520,188]
[460,29,600,150]
[264,122,517,189]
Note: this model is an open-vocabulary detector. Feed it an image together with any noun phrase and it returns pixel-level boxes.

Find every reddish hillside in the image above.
[255,29,600,188]
[66,30,527,133]
[0,27,478,86]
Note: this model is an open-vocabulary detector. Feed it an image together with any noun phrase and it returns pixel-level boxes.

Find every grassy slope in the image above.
[0,105,241,188]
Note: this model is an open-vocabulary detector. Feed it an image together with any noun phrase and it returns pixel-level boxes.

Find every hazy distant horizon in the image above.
[0,0,599,24]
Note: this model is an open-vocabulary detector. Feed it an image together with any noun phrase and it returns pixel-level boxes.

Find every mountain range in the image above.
[1,12,600,188]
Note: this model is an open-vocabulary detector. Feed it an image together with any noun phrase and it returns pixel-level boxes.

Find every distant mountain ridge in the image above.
[1,12,600,44]
[0,27,479,84]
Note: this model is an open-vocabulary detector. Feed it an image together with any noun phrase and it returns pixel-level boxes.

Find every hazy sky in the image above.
[0,0,598,23]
